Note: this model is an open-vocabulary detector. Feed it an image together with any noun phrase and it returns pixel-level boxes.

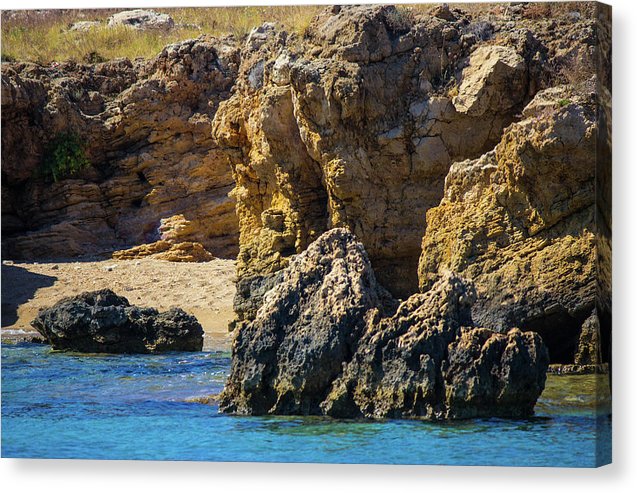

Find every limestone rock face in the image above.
[452,45,527,116]
[31,289,203,353]
[213,5,544,322]
[221,229,548,419]
[2,37,239,260]
[418,87,598,362]
[107,10,174,31]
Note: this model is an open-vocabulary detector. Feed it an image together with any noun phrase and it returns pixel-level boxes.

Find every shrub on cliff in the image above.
[40,132,91,182]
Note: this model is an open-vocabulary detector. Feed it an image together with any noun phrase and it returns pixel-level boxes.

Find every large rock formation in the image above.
[418,87,599,363]
[220,228,395,415]
[31,289,203,353]
[211,4,607,334]
[2,37,239,260]
[2,4,611,372]
[212,4,542,323]
[220,228,549,419]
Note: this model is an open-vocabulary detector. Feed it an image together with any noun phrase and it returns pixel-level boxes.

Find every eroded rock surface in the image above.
[31,289,204,353]
[2,37,239,260]
[211,3,601,327]
[574,310,602,366]
[221,229,548,419]
[3,4,610,373]
[220,228,395,415]
[443,327,548,418]
[213,5,533,311]
[452,45,526,116]
[418,87,599,362]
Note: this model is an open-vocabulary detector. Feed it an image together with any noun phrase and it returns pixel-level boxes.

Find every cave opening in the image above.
[522,309,590,365]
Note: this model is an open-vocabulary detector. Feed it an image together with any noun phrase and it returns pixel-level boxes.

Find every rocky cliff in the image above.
[2,3,611,370]
[210,3,608,343]
[2,37,239,259]
[418,86,599,363]
[213,5,534,309]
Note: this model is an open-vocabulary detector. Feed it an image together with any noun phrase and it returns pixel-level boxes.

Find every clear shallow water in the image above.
[1,343,611,466]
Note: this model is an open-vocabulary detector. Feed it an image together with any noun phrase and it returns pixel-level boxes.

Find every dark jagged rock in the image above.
[221,229,548,420]
[220,228,396,415]
[322,273,477,419]
[443,327,549,419]
[31,289,203,353]
[324,276,548,419]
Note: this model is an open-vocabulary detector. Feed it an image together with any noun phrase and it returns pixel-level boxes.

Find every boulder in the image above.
[452,45,527,116]
[219,228,395,415]
[221,229,549,420]
[107,10,174,31]
[31,289,203,353]
[443,327,549,419]
[432,4,459,22]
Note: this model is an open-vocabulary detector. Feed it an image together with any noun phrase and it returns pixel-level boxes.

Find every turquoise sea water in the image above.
[1,343,611,466]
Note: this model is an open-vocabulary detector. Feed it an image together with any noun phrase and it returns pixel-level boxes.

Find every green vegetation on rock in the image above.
[41,132,91,182]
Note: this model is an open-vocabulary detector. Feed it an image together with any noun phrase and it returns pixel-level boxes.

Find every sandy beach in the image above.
[1,258,236,351]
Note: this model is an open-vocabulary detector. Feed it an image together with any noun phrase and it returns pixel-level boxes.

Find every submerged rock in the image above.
[31,289,203,353]
[221,229,548,420]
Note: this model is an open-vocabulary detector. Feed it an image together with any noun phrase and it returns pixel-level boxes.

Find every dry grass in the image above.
[1,3,598,64]
[1,6,320,64]
[521,1,596,20]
